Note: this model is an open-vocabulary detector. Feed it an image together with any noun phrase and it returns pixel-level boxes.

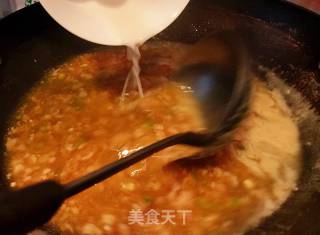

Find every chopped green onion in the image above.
[143,196,154,204]
[196,197,216,210]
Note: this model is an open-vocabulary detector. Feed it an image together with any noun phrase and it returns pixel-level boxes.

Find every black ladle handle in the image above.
[0,132,205,234]
[0,180,65,235]
[64,132,192,197]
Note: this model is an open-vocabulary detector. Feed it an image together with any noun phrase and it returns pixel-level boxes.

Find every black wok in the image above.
[0,0,319,234]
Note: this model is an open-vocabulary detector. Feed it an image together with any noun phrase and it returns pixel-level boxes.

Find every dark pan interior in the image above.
[0,0,319,234]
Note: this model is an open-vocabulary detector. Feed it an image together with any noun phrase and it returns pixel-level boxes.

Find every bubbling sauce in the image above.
[5,42,301,235]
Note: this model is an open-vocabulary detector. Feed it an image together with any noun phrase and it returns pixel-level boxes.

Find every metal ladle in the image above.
[0,33,251,234]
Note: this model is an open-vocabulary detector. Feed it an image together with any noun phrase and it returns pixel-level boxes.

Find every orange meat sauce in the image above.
[5,42,301,235]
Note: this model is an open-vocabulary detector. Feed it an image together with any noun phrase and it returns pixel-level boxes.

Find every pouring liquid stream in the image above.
[121,45,144,100]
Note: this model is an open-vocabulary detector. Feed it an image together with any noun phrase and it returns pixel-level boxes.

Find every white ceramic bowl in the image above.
[40,0,190,46]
